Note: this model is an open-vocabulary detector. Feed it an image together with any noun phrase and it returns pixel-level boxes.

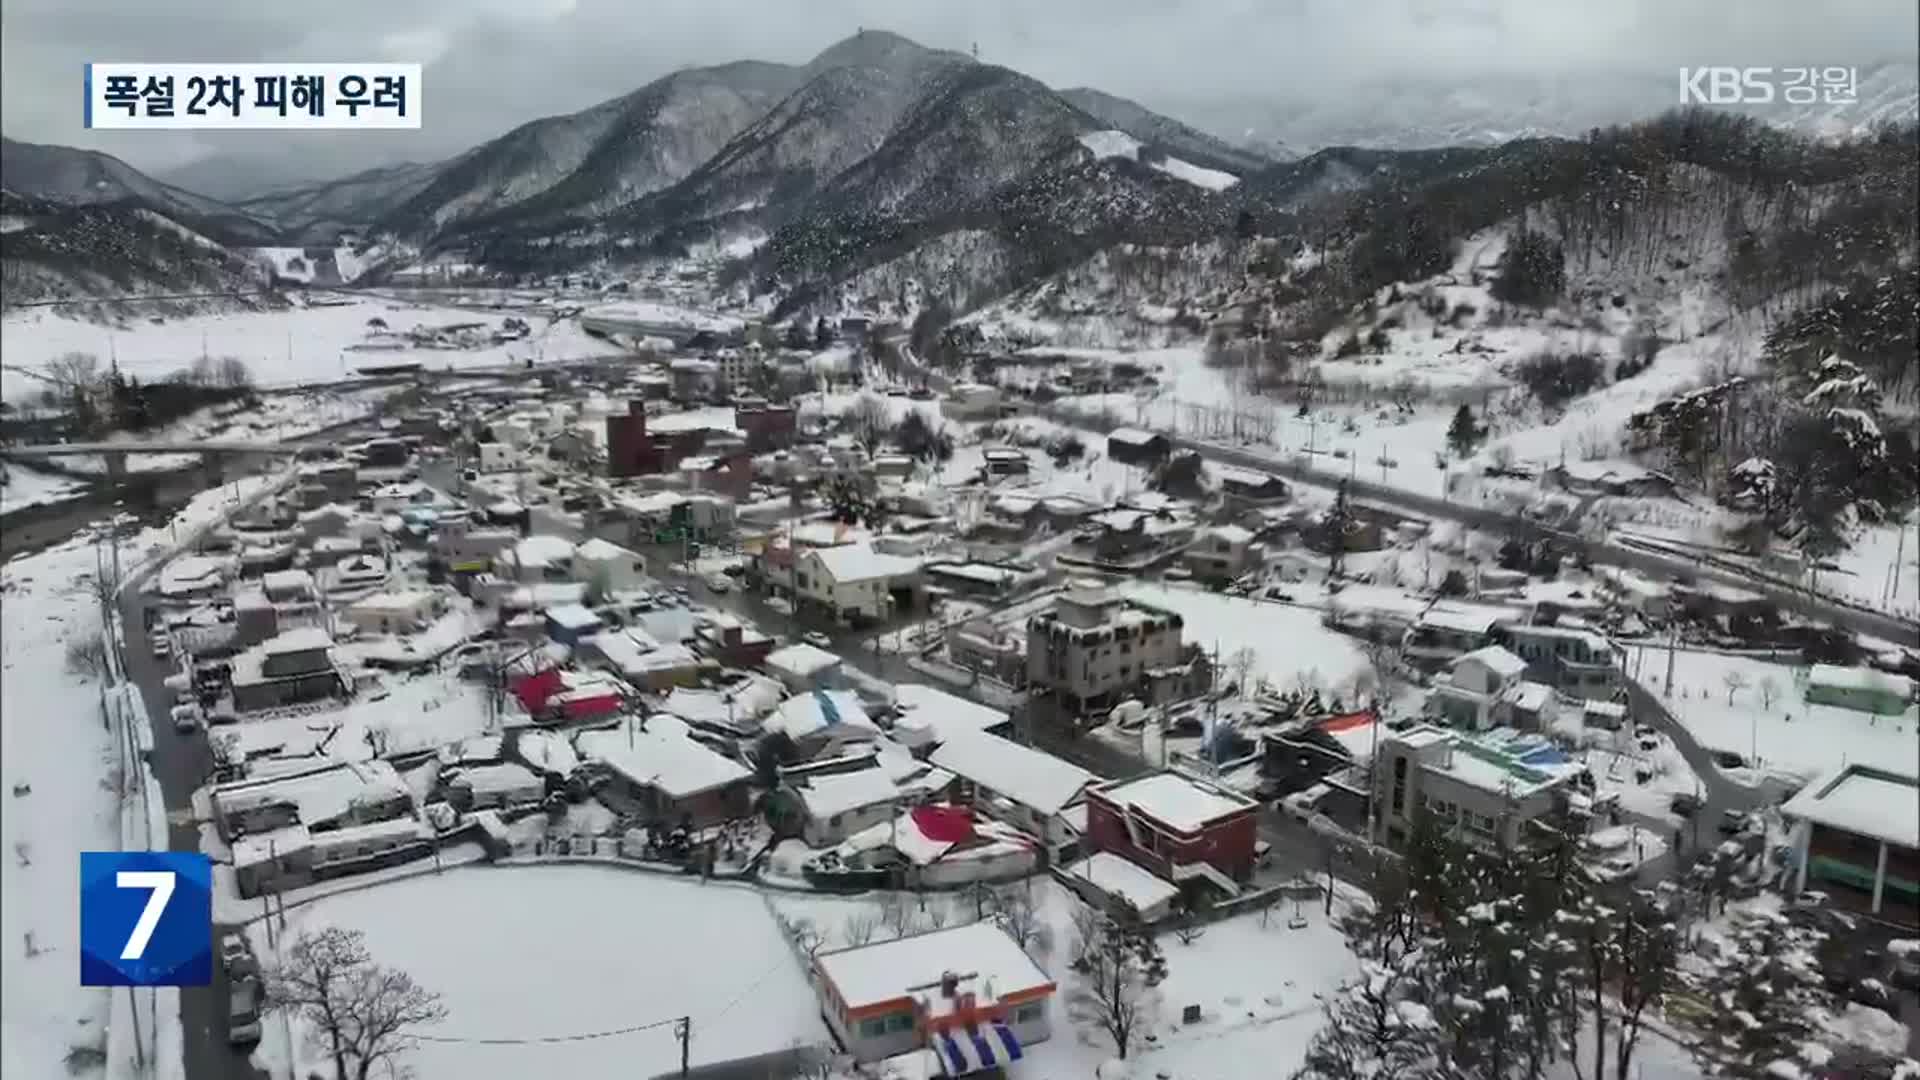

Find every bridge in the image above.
[2,440,301,458]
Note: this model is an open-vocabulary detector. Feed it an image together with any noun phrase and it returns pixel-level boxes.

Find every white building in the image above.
[450,763,545,810]
[343,589,443,636]
[573,537,646,593]
[798,543,923,624]
[887,684,1010,752]
[1024,587,1185,715]
[813,923,1055,1068]
[930,731,1095,851]
[509,535,577,583]
[477,442,517,473]
[788,768,915,848]
[763,643,844,691]
[765,690,883,757]
[1424,645,1558,732]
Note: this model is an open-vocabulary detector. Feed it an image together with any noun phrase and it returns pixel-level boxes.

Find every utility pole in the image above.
[674,1017,691,1079]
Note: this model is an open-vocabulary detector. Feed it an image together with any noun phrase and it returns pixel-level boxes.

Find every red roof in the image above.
[910,804,977,845]
[511,667,565,713]
[1319,709,1378,734]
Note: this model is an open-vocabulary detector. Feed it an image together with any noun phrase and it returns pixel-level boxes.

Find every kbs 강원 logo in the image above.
[80,852,213,987]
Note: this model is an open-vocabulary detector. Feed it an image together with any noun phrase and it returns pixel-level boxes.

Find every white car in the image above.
[170,703,202,733]
[149,632,171,659]
[704,573,733,594]
[802,631,833,649]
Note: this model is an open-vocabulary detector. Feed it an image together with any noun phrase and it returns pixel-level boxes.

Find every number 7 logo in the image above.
[116,871,176,960]
[81,852,212,987]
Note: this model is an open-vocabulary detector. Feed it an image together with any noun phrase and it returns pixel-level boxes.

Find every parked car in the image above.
[1718,809,1752,835]
[149,633,171,660]
[170,704,202,733]
[704,573,733,594]
[219,932,255,979]
[228,978,263,1045]
[802,631,833,649]
[1669,792,1703,818]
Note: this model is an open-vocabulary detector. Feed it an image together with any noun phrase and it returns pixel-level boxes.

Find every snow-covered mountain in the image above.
[0,190,275,311]
[1,137,280,245]
[1167,63,1919,156]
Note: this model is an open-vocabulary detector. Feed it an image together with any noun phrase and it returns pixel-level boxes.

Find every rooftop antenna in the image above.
[971,42,980,60]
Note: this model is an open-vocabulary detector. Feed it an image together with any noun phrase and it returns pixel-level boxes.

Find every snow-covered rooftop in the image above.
[765,690,877,742]
[792,768,904,821]
[930,732,1094,817]
[1107,427,1162,446]
[810,542,924,584]
[574,537,638,562]
[1808,664,1914,698]
[545,603,602,631]
[889,684,1009,749]
[1064,851,1181,912]
[577,717,750,798]
[262,626,333,654]
[814,923,1053,1011]
[1093,772,1256,833]
[1781,764,1920,849]
[763,642,842,679]
[1457,645,1527,680]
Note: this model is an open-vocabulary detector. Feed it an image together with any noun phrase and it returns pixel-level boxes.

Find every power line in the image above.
[412,1013,683,1046]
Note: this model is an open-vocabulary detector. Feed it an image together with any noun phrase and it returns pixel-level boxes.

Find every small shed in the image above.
[545,603,605,647]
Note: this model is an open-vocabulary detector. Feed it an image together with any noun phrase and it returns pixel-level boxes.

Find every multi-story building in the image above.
[1495,623,1622,700]
[1371,723,1590,852]
[1423,645,1558,732]
[1183,524,1262,583]
[1026,587,1185,715]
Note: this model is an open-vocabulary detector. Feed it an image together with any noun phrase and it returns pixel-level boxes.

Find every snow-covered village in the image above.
[3,12,1918,1080]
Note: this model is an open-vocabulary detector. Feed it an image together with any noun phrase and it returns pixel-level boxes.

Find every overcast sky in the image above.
[3,0,1914,179]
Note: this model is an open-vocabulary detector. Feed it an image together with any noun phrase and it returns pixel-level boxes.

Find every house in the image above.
[980,449,1030,477]
[1782,763,1919,925]
[477,442,516,473]
[1061,851,1181,923]
[1026,587,1186,716]
[1183,524,1262,583]
[785,767,922,848]
[1083,771,1261,895]
[812,924,1055,1068]
[1106,428,1170,466]
[1804,664,1914,717]
[764,689,883,758]
[572,537,646,593]
[940,383,1002,421]
[1259,710,1378,829]
[1401,602,1513,668]
[435,523,520,575]
[1424,645,1547,732]
[448,763,545,810]
[798,543,924,625]
[576,715,753,826]
[1544,462,1677,499]
[694,614,776,669]
[210,759,411,843]
[763,642,845,692]
[544,603,604,647]
[1213,465,1290,506]
[931,731,1095,853]
[343,590,443,636]
[921,562,1046,601]
[509,535,577,583]
[228,628,344,712]
[873,454,916,480]
[581,628,701,691]
[887,684,1011,753]
[156,555,227,601]
[261,569,316,604]
[1493,623,1619,699]
[1371,724,1590,852]
[231,816,434,899]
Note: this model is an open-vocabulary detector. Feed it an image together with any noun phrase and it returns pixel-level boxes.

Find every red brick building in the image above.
[1083,771,1261,890]
[735,403,797,453]
[606,401,712,478]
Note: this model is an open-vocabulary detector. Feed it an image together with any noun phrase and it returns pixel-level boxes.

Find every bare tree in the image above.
[1758,676,1779,711]
[963,880,998,922]
[45,351,101,391]
[65,635,109,679]
[878,892,917,939]
[1172,914,1206,946]
[1722,670,1749,706]
[842,395,892,459]
[215,356,255,389]
[1225,647,1258,694]
[925,899,952,930]
[1068,910,1166,1060]
[262,927,447,1080]
[840,912,880,948]
[995,885,1042,953]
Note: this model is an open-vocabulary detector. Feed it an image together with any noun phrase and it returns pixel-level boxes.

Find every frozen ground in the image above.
[0,298,610,399]
[0,462,87,514]
[1,480,258,1080]
[249,866,828,1080]
[49,386,402,475]
[1623,645,1920,781]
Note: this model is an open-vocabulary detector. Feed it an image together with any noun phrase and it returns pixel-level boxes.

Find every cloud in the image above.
[2,0,1912,179]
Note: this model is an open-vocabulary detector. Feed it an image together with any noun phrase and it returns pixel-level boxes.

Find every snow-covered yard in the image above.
[1623,645,1920,781]
[249,865,829,1080]
[1118,582,1376,698]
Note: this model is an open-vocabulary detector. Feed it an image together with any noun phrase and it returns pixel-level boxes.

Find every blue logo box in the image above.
[80,852,213,987]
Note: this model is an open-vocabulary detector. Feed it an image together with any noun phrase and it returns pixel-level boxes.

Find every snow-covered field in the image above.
[1119,582,1376,698]
[0,463,87,514]
[1625,645,1920,781]
[0,299,611,399]
[1,479,264,1080]
[249,866,828,1079]
[50,385,402,475]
